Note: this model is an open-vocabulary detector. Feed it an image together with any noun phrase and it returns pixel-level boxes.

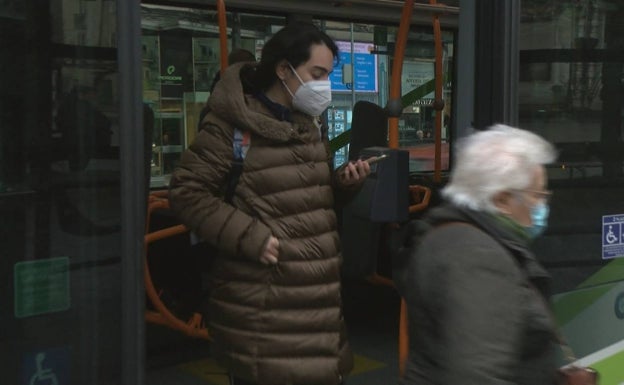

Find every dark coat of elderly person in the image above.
[396,124,560,385]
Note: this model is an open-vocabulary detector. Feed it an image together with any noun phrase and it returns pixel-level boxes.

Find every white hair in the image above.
[441,124,557,212]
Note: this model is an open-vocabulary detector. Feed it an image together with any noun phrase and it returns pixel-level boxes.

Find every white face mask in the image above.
[282,63,332,117]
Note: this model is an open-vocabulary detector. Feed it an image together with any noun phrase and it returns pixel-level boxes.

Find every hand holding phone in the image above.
[339,155,379,185]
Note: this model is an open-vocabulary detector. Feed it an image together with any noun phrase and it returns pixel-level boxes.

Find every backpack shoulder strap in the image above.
[223,127,250,203]
[190,125,249,245]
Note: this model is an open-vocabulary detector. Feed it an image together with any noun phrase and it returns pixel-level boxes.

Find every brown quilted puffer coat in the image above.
[169,63,354,385]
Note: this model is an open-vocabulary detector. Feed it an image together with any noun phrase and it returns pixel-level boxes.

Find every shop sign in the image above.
[159,34,193,98]
[412,98,435,106]
[158,65,183,85]
[402,60,435,99]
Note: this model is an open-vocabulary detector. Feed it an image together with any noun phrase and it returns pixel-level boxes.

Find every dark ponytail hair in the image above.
[244,23,338,92]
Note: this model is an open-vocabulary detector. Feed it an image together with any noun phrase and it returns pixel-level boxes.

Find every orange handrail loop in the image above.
[144,192,210,340]
[143,0,230,341]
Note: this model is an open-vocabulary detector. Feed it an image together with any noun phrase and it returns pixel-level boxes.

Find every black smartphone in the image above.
[364,154,388,165]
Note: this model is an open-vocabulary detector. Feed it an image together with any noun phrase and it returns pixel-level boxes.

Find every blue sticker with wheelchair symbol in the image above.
[22,346,70,385]
[602,214,624,259]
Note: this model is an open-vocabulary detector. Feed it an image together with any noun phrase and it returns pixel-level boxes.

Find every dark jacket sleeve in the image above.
[168,121,272,260]
[405,224,526,385]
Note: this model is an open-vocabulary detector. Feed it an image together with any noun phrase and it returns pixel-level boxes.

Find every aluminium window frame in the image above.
[118,2,146,385]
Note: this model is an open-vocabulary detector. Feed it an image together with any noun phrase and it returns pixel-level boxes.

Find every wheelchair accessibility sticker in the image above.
[22,347,69,385]
[602,214,624,259]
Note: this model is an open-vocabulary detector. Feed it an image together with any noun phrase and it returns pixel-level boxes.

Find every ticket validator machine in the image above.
[340,146,409,278]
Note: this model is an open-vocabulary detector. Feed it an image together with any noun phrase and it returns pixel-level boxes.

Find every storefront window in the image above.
[141,4,285,187]
[140,6,456,181]
[322,21,455,172]
[519,1,624,381]
[398,26,454,173]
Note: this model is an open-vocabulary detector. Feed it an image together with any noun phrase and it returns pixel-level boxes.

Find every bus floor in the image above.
[145,277,401,385]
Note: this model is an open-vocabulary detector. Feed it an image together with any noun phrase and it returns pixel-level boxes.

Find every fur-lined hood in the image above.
[207,62,320,143]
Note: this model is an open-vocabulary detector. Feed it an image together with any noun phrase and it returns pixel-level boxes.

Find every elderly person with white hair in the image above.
[397,124,559,385]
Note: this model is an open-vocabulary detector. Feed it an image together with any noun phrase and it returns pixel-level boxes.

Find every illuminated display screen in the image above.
[330,41,378,93]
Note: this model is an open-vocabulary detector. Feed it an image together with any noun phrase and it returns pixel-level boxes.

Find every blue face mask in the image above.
[527,201,549,238]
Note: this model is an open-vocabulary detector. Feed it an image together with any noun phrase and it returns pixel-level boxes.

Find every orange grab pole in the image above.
[388,0,414,149]
[392,1,414,378]
[431,0,444,183]
[216,0,228,72]
[397,2,448,376]
[143,193,210,339]
[398,298,409,377]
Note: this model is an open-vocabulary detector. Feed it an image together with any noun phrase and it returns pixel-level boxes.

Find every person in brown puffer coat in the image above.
[169,23,372,385]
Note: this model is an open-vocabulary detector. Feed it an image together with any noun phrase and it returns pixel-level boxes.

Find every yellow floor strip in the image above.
[177,358,230,385]
[178,354,386,384]
[351,353,387,376]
